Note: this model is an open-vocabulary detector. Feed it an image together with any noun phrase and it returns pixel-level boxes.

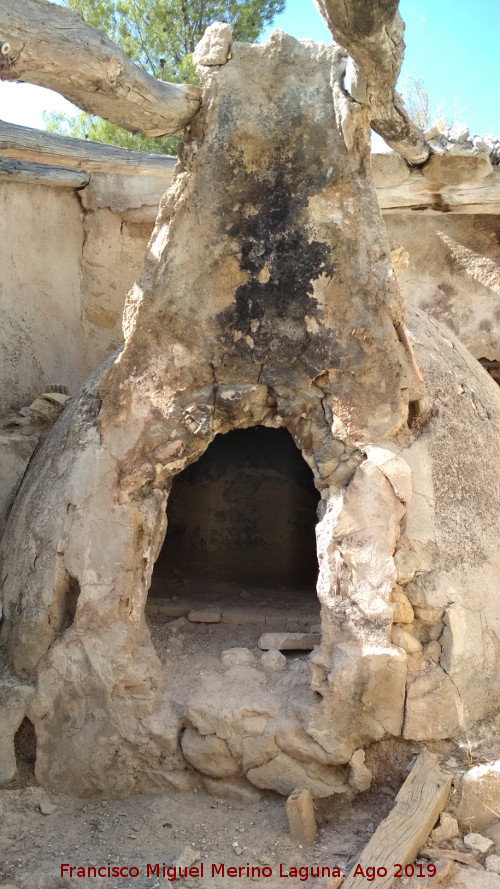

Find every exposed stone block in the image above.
[457,764,500,830]
[180,726,239,778]
[464,832,495,854]
[247,752,348,799]
[258,632,321,651]
[391,624,422,653]
[276,724,339,766]
[404,667,461,740]
[193,22,232,67]
[430,812,460,845]
[348,749,372,793]
[261,649,286,672]
[286,787,317,845]
[390,585,414,623]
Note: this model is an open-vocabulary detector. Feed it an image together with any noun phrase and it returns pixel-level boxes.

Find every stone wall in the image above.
[0,172,173,419]
[0,169,173,533]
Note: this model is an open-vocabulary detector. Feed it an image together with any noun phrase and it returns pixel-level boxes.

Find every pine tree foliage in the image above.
[44,0,285,153]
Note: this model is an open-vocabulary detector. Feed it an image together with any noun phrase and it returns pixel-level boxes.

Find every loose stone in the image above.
[258,633,321,651]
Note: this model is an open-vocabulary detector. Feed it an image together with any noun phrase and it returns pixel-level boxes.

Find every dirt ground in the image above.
[0,779,396,889]
[2,748,499,889]
[2,608,500,889]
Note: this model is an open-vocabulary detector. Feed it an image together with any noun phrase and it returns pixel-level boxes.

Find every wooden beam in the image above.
[377,169,500,215]
[0,157,89,187]
[0,0,201,137]
[342,750,451,889]
[1,127,497,217]
[312,0,429,165]
[0,121,177,177]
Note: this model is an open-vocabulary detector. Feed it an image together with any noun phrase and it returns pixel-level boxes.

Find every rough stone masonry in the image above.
[1,30,500,797]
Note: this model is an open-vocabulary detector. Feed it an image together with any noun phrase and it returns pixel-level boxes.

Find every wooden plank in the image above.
[0,121,177,178]
[0,158,89,188]
[0,0,201,137]
[342,750,451,889]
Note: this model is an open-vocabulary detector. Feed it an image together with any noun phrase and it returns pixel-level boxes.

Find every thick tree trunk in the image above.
[313,0,429,164]
[0,0,201,137]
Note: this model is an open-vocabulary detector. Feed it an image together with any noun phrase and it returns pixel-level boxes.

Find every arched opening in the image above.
[61,571,80,631]
[149,426,320,623]
[14,717,37,781]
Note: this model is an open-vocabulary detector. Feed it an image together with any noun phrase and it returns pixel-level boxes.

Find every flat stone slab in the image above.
[187,608,222,623]
[258,632,321,651]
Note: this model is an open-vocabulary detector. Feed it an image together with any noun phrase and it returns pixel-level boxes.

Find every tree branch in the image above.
[313,0,430,164]
[0,0,202,137]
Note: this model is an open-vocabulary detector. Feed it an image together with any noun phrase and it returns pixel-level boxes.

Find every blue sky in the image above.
[261,0,500,135]
[0,0,498,136]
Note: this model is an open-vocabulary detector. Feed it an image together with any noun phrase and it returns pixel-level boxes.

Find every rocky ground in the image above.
[3,609,500,889]
[2,757,500,889]
[0,775,457,889]
[0,778,399,889]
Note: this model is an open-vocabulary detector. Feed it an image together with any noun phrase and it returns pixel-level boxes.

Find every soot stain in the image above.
[217,156,339,356]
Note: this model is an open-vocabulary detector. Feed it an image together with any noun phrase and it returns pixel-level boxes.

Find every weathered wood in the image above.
[0,121,177,177]
[312,0,429,165]
[342,750,451,889]
[0,0,201,137]
[0,157,89,187]
[377,168,500,215]
[420,846,484,871]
